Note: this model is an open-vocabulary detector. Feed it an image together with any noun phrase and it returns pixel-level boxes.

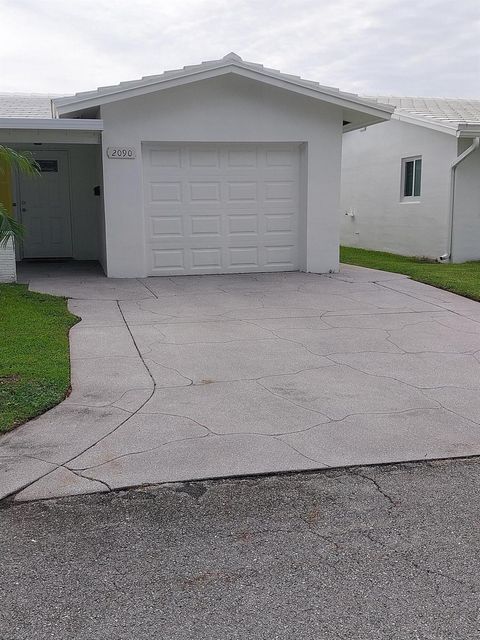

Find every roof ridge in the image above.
[52,52,393,125]
[60,52,348,102]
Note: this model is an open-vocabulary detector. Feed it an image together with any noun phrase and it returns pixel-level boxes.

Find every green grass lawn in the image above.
[340,246,480,302]
[0,284,78,434]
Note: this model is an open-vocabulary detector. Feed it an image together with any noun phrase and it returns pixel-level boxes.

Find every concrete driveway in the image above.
[2,262,480,502]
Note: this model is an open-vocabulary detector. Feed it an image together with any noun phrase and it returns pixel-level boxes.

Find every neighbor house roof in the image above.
[369,96,480,137]
[54,52,393,131]
[0,93,57,118]
[0,93,102,132]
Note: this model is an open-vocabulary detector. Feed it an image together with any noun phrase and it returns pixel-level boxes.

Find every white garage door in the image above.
[143,143,300,275]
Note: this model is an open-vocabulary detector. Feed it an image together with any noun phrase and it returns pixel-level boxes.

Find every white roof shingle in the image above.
[0,93,59,118]
[369,96,480,133]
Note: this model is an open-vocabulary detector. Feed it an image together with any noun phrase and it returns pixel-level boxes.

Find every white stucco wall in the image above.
[340,119,457,258]
[100,74,344,277]
[0,241,16,282]
[451,142,480,263]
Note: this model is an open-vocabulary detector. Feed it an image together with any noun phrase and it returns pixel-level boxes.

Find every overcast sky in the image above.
[1,0,479,98]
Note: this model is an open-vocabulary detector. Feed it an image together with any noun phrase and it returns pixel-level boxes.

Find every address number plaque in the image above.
[106,147,136,159]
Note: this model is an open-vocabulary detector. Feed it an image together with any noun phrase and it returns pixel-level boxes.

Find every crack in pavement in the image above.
[275,406,447,435]
[364,529,479,592]
[242,321,401,360]
[376,280,480,320]
[70,419,332,474]
[66,466,113,492]
[1,298,157,502]
[69,430,211,472]
[254,378,332,421]
[141,354,194,386]
[349,468,398,508]
[324,353,480,394]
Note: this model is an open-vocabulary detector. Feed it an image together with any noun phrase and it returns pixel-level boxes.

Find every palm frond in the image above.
[0,203,24,248]
[0,145,40,177]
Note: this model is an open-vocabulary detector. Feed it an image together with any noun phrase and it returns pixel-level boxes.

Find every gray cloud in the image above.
[0,0,478,97]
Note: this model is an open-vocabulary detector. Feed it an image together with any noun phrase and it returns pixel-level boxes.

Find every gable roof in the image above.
[368,96,480,137]
[53,52,393,131]
[0,93,57,118]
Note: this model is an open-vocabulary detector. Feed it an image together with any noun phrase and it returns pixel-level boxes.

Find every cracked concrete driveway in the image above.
[2,262,480,502]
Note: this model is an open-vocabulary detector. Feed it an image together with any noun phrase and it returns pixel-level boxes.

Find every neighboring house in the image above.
[0,53,392,282]
[341,96,480,262]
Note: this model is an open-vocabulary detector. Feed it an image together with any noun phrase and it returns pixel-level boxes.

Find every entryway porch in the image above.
[0,119,105,282]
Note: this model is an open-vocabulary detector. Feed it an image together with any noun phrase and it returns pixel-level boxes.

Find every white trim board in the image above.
[393,112,480,138]
[0,118,103,130]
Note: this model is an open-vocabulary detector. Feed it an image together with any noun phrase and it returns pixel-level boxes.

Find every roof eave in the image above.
[0,117,103,131]
[392,112,459,136]
[343,116,390,133]
[54,63,393,121]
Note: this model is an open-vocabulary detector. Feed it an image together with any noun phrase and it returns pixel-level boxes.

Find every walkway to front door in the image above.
[3,263,480,501]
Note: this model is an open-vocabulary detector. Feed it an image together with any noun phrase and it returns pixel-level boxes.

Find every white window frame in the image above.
[400,156,422,202]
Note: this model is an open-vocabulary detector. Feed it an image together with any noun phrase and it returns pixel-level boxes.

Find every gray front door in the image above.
[19,150,73,258]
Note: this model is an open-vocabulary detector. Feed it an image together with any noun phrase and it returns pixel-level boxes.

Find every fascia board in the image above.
[0,118,103,130]
[457,125,480,138]
[393,112,457,136]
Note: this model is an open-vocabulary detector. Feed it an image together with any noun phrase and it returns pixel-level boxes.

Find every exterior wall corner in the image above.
[0,240,17,282]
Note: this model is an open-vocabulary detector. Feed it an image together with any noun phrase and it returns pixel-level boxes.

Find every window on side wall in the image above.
[401,156,422,200]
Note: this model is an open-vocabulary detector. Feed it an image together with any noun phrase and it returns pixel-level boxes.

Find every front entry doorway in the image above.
[19,150,73,258]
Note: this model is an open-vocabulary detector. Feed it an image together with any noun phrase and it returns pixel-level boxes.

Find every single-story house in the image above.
[0,53,393,282]
[341,96,480,262]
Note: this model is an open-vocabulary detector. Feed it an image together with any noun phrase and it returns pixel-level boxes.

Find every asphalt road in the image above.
[2,459,480,639]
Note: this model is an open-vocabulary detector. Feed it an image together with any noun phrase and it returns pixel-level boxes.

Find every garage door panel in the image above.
[191,247,222,269]
[264,213,296,233]
[190,215,222,236]
[144,143,300,275]
[264,245,297,267]
[264,181,297,201]
[188,182,221,202]
[227,181,258,202]
[150,182,182,202]
[228,214,258,235]
[149,148,182,168]
[227,149,257,167]
[228,246,259,268]
[265,149,297,167]
[150,216,184,238]
[152,248,185,272]
[188,148,221,168]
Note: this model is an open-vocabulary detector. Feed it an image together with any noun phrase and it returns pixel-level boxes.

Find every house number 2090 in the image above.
[107,147,136,159]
